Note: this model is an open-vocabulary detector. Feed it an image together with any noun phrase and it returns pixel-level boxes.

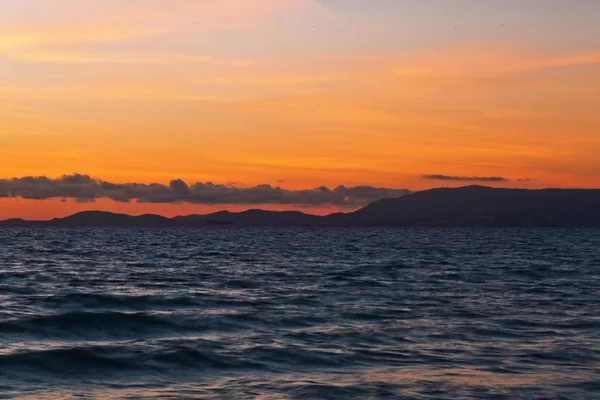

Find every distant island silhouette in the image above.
[2,186,600,227]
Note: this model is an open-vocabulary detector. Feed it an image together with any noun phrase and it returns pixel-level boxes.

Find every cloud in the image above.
[423,174,509,182]
[0,174,411,208]
[392,47,600,90]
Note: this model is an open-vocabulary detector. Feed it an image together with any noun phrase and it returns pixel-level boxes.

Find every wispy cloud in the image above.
[423,174,509,182]
[0,0,299,67]
[392,47,600,89]
[0,0,294,44]
[0,174,411,207]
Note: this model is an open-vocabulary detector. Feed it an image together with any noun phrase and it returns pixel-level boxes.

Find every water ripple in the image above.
[1,227,599,399]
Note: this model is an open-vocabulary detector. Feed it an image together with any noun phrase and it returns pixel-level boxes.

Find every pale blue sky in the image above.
[1,0,599,57]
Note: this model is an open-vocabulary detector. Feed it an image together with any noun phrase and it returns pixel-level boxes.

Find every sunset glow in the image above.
[2,0,599,219]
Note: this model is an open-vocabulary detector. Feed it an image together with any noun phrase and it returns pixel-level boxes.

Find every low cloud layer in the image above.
[423,174,509,182]
[0,174,411,208]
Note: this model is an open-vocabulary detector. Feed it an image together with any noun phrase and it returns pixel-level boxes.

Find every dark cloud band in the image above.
[423,174,508,182]
[0,174,411,208]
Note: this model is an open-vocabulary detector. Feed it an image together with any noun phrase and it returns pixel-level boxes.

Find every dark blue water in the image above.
[1,228,599,399]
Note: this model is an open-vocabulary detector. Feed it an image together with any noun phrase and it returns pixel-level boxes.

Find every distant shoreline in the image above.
[3,185,600,228]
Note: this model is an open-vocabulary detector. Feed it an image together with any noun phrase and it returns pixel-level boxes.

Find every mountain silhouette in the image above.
[2,186,600,227]
[349,185,600,226]
[172,210,322,227]
[0,218,31,227]
[50,211,172,227]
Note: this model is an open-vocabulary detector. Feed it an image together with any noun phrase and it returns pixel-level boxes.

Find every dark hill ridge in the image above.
[2,186,600,227]
[351,185,600,226]
[51,211,171,227]
[172,210,323,226]
[0,218,31,227]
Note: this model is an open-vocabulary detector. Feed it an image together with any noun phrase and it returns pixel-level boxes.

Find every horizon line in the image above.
[4,184,600,223]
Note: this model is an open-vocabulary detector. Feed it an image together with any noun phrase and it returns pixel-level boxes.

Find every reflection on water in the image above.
[1,228,599,399]
[5,366,599,399]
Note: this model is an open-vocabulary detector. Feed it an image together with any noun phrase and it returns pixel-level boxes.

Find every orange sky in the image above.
[1,0,599,219]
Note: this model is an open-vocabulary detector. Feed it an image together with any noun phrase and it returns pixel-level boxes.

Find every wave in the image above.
[37,293,201,310]
[2,228,600,399]
[0,342,267,375]
[0,311,182,339]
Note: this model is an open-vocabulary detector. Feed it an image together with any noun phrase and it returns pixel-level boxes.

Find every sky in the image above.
[1,0,599,219]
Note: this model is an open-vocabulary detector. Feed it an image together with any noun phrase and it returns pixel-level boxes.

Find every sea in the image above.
[0,228,599,399]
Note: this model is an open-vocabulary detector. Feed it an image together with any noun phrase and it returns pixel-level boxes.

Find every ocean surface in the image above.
[1,228,599,399]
